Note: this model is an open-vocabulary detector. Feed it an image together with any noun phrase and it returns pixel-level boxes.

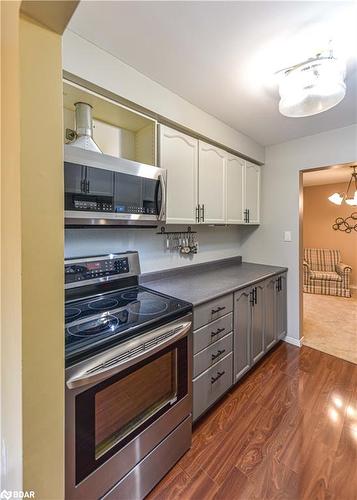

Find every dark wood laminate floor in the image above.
[148,343,357,500]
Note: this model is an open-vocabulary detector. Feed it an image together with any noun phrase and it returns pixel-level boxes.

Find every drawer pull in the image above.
[211,371,225,384]
[211,327,225,338]
[211,306,226,315]
[211,349,225,361]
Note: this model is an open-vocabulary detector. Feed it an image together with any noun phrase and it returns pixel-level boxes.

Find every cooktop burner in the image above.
[65,307,81,322]
[65,286,191,365]
[88,297,119,311]
[129,299,168,316]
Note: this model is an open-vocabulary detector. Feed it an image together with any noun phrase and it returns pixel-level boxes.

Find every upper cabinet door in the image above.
[226,155,245,224]
[198,141,226,224]
[159,125,198,224]
[245,162,260,224]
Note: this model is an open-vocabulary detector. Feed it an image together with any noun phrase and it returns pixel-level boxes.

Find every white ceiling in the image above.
[303,165,353,186]
[68,1,357,146]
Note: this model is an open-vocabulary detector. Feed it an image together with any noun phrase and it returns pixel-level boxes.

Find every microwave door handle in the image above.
[66,319,190,390]
[156,174,166,221]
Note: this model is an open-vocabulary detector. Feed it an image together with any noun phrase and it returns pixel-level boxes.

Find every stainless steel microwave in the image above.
[64,145,166,227]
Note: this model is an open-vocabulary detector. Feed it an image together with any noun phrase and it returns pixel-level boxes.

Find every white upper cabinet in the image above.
[198,141,226,224]
[226,154,245,224]
[245,161,260,224]
[159,125,261,226]
[159,125,198,224]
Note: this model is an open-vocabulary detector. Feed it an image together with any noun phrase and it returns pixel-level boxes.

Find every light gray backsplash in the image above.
[65,225,250,273]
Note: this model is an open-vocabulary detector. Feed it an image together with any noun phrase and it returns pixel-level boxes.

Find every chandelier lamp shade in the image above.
[277,53,346,118]
[328,166,357,206]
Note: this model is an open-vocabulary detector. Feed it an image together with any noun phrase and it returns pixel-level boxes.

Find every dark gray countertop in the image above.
[141,257,287,306]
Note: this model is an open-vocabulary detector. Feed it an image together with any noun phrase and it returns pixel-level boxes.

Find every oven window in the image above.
[95,351,177,459]
[75,337,188,485]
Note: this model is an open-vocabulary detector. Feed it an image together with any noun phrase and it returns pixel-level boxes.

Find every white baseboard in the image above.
[281,335,303,347]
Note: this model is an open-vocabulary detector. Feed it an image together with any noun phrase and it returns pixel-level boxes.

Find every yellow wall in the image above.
[19,14,65,498]
[1,0,23,491]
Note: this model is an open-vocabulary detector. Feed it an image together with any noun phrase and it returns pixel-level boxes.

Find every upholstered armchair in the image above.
[303,248,352,298]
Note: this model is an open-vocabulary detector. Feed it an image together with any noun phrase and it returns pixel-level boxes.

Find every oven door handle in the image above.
[66,319,191,390]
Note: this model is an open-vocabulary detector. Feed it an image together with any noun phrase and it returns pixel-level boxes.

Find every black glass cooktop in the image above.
[65,286,191,365]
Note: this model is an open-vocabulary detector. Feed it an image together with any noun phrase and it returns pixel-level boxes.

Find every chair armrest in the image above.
[336,262,352,290]
[336,262,352,275]
[303,260,311,283]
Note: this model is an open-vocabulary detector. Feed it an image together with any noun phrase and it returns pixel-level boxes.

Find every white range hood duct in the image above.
[70,102,102,153]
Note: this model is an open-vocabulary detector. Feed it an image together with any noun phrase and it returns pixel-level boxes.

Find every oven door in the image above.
[65,315,192,500]
[64,145,166,227]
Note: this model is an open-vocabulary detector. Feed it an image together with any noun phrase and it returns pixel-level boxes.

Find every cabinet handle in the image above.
[211,327,225,338]
[211,371,225,384]
[201,204,205,222]
[196,204,201,223]
[247,209,250,223]
[250,290,255,307]
[244,209,248,223]
[254,287,257,305]
[211,306,226,315]
[211,349,226,361]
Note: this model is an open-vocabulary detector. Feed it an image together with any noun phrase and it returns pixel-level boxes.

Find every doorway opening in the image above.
[300,163,357,363]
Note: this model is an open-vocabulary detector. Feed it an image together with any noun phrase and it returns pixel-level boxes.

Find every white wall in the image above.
[240,124,357,343]
[65,225,254,273]
[62,30,264,164]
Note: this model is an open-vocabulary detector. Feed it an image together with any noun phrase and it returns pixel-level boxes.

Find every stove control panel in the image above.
[64,253,139,288]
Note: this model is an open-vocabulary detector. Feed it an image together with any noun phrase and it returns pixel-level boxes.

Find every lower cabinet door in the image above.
[233,288,251,382]
[251,282,265,365]
[276,273,287,339]
[193,352,233,421]
[264,277,276,351]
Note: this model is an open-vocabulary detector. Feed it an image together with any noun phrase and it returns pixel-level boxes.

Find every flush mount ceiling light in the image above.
[276,51,346,118]
[328,166,357,206]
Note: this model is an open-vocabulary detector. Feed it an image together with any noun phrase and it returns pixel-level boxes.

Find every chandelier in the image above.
[328,166,357,206]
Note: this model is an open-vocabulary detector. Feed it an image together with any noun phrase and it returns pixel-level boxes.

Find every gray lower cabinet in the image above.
[264,272,287,351]
[192,295,234,421]
[250,281,265,365]
[276,273,287,339]
[193,352,233,421]
[264,276,277,351]
[194,294,233,330]
[193,332,233,378]
[233,288,251,382]
[193,272,287,421]
[193,313,233,355]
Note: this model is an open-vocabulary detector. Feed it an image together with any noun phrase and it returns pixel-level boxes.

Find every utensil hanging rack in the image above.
[157,226,199,255]
[156,226,197,235]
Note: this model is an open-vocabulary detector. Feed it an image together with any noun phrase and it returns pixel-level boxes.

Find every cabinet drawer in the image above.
[193,312,233,354]
[193,332,233,378]
[193,352,233,421]
[194,294,233,330]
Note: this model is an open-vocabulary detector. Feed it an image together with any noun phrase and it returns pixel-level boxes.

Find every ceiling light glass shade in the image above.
[328,192,344,205]
[345,191,357,206]
[278,57,346,118]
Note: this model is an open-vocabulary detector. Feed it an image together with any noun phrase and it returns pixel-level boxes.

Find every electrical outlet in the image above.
[283,231,292,242]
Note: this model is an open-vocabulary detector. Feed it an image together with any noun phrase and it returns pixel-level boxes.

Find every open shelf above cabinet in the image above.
[63,80,157,166]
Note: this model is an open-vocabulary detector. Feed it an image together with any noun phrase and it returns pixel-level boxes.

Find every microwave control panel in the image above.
[65,257,129,285]
[65,194,157,215]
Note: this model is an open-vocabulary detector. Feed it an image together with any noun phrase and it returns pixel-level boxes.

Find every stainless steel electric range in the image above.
[65,251,193,500]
